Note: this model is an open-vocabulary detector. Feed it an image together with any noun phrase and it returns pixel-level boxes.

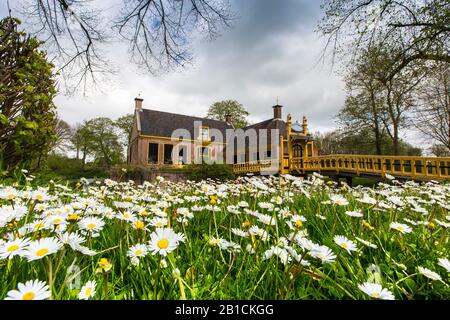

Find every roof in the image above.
[138,108,233,139]
[244,118,287,134]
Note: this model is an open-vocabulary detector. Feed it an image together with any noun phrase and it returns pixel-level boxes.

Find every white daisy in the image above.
[358,282,395,300]
[390,222,413,234]
[148,228,182,256]
[330,194,349,206]
[149,217,168,228]
[78,217,105,233]
[418,266,442,281]
[438,258,450,273]
[355,237,378,249]
[24,238,62,261]
[5,279,51,300]
[309,245,336,264]
[0,238,30,259]
[345,210,364,218]
[231,228,249,238]
[127,244,148,259]
[78,280,96,300]
[333,235,358,254]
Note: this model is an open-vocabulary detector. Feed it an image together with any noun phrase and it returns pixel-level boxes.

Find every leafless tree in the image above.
[10,0,235,93]
[317,0,450,80]
[414,63,450,152]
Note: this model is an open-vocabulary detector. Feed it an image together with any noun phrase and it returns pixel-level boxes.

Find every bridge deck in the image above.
[233,155,450,181]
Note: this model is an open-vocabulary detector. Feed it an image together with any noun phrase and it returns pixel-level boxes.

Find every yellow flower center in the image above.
[22,292,35,300]
[373,292,379,298]
[398,226,404,231]
[341,242,348,249]
[7,194,15,200]
[34,223,44,229]
[53,218,62,224]
[135,221,145,229]
[124,213,130,218]
[157,239,169,249]
[156,222,163,227]
[68,214,79,221]
[87,223,96,229]
[84,288,92,296]
[7,245,19,252]
[135,250,143,255]
[35,195,43,200]
[36,248,49,257]
[295,220,303,228]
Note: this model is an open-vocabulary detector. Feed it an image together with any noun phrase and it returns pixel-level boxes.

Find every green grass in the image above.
[0,175,449,300]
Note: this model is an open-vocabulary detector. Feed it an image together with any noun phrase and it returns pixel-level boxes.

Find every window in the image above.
[197,146,209,163]
[200,127,209,140]
[178,145,187,164]
[148,143,159,164]
[163,144,173,164]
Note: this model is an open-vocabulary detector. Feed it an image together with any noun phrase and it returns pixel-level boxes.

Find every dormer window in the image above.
[200,127,209,141]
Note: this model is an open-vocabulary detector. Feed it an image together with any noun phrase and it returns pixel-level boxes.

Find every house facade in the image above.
[128,97,316,173]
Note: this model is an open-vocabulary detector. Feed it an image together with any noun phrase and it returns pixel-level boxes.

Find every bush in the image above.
[40,154,108,181]
[187,163,235,182]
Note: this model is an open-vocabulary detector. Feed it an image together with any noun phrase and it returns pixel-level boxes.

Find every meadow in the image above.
[0,173,449,300]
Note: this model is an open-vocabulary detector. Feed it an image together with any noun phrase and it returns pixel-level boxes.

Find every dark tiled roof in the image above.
[244,118,287,135]
[139,108,233,139]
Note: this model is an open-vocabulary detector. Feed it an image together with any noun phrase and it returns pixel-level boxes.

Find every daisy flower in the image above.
[438,258,450,273]
[330,194,349,206]
[24,238,62,261]
[231,228,248,238]
[128,244,148,259]
[78,281,96,300]
[0,238,30,260]
[358,282,395,300]
[418,266,442,281]
[389,222,412,234]
[333,235,358,254]
[5,280,51,300]
[149,217,168,228]
[78,217,105,233]
[355,237,378,249]
[148,228,182,256]
[345,210,364,218]
[309,245,336,264]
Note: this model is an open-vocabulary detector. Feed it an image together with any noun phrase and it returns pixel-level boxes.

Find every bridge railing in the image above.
[294,155,450,180]
[232,160,279,174]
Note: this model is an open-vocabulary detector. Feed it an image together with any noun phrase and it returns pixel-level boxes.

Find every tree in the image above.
[115,114,134,161]
[430,144,450,157]
[0,18,57,171]
[84,117,123,167]
[51,118,73,154]
[206,100,249,128]
[318,0,450,80]
[8,0,235,93]
[337,47,386,154]
[338,45,423,155]
[314,129,422,156]
[414,63,450,152]
[70,121,95,168]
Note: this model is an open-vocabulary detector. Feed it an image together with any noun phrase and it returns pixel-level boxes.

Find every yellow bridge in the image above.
[230,113,449,182]
[233,155,450,182]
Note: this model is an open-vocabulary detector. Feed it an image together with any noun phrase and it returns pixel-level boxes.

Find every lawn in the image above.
[0,173,449,300]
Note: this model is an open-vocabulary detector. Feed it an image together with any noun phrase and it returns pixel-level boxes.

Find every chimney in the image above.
[225,114,232,124]
[302,116,308,135]
[272,104,282,119]
[135,96,143,111]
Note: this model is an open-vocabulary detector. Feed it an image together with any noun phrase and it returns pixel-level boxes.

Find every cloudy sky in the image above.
[1,0,421,144]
